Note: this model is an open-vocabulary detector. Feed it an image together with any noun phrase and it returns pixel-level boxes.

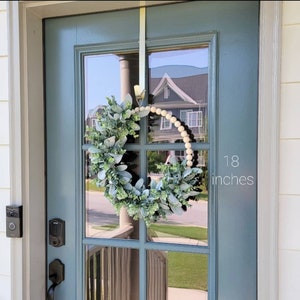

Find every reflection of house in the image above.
[86,65,208,167]
[149,65,208,143]
[86,105,104,128]
[86,65,208,145]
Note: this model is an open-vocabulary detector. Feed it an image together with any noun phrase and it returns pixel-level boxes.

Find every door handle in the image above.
[47,259,65,300]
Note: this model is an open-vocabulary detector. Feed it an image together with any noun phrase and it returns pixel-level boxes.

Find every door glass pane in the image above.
[147,150,208,246]
[147,250,208,300]
[86,245,139,300]
[148,48,209,143]
[84,53,140,239]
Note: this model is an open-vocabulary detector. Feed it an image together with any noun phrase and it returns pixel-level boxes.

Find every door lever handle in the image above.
[47,282,57,300]
[47,259,65,300]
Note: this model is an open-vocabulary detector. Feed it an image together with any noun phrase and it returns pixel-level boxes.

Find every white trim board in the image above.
[7,1,281,299]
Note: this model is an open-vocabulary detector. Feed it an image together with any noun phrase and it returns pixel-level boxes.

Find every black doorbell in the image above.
[6,205,23,238]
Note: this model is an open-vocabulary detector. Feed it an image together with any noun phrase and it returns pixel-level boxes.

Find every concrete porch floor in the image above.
[168,287,207,300]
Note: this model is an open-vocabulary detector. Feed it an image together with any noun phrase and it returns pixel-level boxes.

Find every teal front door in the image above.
[45,2,259,299]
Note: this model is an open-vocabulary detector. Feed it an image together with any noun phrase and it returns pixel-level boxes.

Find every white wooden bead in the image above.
[186,148,193,155]
[170,117,177,123]
[165,114,172,120]
[145,106,150,111]
[183,137,190,143]
[140,106,145,111]
[181,131,188,137]
[135,107,140,112]
[174,121,181,127]
[186,160,193,167]
[185,143,191,149]
[161,110,167,116]
[156,108,162,115]
[186,154,193,161]
[178,126,185,132]
[150,106,157,113]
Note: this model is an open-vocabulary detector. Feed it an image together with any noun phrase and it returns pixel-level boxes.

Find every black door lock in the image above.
[49,218,65,247]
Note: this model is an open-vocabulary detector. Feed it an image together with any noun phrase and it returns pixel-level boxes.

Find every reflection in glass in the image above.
[148,48,208,143]
[86,246,139,300]
[147,250,208,299]
[147,150,208,246]
[84,52,139,113]
[85,150,140,238]
[84,52,140,238]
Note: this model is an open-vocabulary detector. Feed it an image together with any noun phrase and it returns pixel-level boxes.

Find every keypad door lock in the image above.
[49,218,65,247]
[6,205,23,238]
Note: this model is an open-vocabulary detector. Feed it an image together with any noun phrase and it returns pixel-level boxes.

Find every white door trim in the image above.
[257,2,281,300]
[7,1,281,299]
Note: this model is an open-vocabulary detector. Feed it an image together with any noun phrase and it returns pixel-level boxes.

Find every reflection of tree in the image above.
[147,151,165,173]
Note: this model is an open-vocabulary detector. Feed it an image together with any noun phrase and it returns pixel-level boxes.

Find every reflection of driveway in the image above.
[86,191,118,226]
[86,191,208,227]
[158,200,207,227]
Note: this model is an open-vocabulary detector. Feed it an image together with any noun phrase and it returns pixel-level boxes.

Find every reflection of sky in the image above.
[85,48,208,115]
[149,48,208,68]
[85,54,121,116]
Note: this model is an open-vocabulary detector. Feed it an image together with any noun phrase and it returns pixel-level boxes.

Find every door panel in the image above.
[45,2,259,299]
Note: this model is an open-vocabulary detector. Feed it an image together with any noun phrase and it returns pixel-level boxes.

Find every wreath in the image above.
[85,94,203,226]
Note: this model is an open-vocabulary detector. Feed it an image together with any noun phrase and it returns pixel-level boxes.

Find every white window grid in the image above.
[160,110,172,130]
[187,110,203,128]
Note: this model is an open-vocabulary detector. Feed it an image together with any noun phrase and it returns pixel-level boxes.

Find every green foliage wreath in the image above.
[85,95,203,226]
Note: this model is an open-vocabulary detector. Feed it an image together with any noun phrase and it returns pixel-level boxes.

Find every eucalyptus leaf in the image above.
[97,169,106,180]
[113,113,120,120]
[180,182,190,190]
[82,144,93,150]
[104,136,116,147]
[95,122,106,133]
[142,189,150,197]
[131,123,140,131]
[168,193,180,205]
[170,205,184,215]
[97,179,106,187]
[156,180,163,190]
[109,184,117,196]
[160,203,170,210]
[121,94,133,109]
[168,155,178,165]
[120,176,131,184]
[118,170,132,179]
[116,187,128,200]
[192,167,203,174]
[149,179,157,189]
[123,110,132,119]
[88,147,100,154]
[183,174,197,181]
[137,109,150,117]
[135,178,144,190]
[111,154,123,163]
[188,191,200,196]
[116,164,127,171]
[182,168,192,178]
[115,137,127,147]
[111,105,123,113]
[124,183,133,190]
[133,188,141,196]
